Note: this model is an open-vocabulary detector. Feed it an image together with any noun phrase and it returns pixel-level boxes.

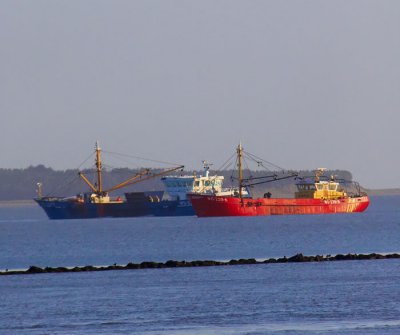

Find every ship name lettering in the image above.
[324,200,340,205]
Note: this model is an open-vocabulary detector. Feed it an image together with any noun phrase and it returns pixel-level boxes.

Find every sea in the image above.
[1,195,400,334]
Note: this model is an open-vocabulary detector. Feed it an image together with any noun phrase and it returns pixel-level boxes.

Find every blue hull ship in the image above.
[35,143,184,220]
[35,144,225,219]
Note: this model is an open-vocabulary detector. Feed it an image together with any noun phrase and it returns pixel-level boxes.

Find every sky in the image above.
[1,1,399,189]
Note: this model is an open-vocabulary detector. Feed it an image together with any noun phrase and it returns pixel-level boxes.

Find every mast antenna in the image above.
[202,160,213,177]
[237,142,243,200]
[95,141,103,194]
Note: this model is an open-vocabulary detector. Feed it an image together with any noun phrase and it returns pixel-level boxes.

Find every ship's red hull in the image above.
[187,194,370,217]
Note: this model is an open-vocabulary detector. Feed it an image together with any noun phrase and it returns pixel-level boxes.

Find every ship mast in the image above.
[95,141,103,194]
[237,142,243,199]
[78,142,184,197]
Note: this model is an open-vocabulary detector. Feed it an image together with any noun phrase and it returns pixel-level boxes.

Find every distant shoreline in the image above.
[366,189,400,196]
[0,200,36,207]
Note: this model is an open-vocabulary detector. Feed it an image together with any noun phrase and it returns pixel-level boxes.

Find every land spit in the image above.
[1,253,399,276]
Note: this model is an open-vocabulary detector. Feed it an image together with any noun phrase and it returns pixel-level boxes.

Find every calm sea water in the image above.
[1,195,400,334]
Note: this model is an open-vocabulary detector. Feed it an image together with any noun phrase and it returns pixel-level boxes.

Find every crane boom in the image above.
[78,172,98,193]
[104,169,150,193]
[78,142,184,196]
[118,165,184,188]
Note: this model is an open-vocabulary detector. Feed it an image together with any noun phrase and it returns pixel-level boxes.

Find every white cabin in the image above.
[161,172,224,201]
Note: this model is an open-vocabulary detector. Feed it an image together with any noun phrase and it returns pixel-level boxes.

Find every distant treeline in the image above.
[0,165,356,201]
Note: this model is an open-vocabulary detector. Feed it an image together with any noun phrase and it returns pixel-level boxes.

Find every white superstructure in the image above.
[161,163,224,201]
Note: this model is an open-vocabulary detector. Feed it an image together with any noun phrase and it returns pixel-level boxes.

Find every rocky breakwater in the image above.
[1,253,399,276]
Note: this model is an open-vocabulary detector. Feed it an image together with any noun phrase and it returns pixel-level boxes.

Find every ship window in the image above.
[316,184,323,190]
[194,181,200,187]
[205,181,210,186]
[329,184,337,191]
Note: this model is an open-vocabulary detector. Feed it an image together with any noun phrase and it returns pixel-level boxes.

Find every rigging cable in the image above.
[102,150,183,168]
[243,150,285,171]
[43,151,97,197]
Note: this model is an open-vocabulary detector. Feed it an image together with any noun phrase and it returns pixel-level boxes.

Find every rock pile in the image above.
[2,253,399,276]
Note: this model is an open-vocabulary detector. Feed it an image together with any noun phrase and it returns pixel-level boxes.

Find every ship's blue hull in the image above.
[147,200,195,216]
[35,199,150,220]
[36,197,195,220]
[125,192,195,217]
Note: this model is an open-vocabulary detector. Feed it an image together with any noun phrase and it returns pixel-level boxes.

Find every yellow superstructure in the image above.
[313,181,347,200]
[295,168,347,200]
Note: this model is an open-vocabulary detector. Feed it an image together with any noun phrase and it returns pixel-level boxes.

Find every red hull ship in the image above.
[188,144,370,217]
[188,194,370,217]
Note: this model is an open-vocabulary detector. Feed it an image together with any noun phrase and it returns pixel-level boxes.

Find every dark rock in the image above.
[288,253,305,262]
[82,265,97,271]
[263,258,277,263]
[199,260,216,266]
[357,254,371,260]
[333,254,346,261]
[27,266,45,273]
[192,260,220,267]
[365,253,385,260]
[315,255,324,262]
[140,261,160,269]
[240,258,257,264]
[386,253,400,259]
[165,260,180,267]
[126,262,140,269]
[45,267,68,273]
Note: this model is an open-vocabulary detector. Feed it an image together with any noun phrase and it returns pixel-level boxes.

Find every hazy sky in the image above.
[1,1,399,188]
